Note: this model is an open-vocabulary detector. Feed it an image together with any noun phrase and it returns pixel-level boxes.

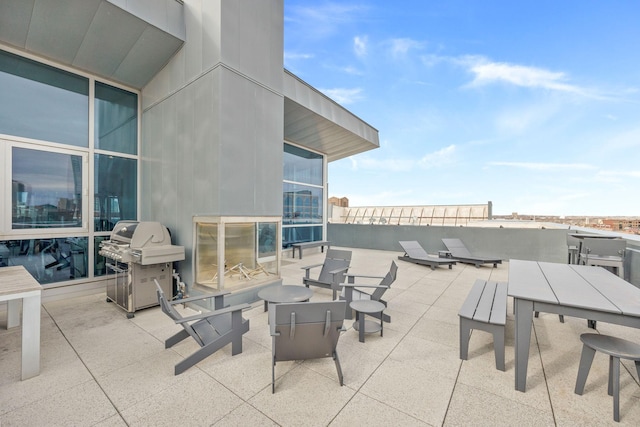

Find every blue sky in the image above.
[283,1,640,216]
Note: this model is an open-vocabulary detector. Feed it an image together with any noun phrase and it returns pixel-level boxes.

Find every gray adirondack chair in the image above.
[155,280,250,375]
[340,260,397,322]
[302,249,352,299]
[270,300,347,393]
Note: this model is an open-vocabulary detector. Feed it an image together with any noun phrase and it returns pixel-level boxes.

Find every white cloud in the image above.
[597,170,640,180]
[320,87,363,104]
[346,145,456,172]
[494,102,561,134]
[489,161,595,171]
[286,3,369,39]
[465,57,584,94]
[284,52,314,61]
[602,127,640,150]
[354,36,367,58]
[356,157,415,172]
[341,65,364,76]
[388,38,425,58]
[418,144,456,168]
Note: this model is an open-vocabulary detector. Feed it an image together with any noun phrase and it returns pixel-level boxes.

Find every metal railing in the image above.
[332,203,491,227]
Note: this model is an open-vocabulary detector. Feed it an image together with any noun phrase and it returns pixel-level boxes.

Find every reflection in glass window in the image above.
[258,222,278,258]
[12,147,83,229]
[0,238,88,284]
[282,183,323,225]
[0,49,89,147]
[94,236,112,277]
[94,154,137,232]
[284,143,323,185]
[283,144,324,246]
[95,82,138,155]
[282,226,323,248]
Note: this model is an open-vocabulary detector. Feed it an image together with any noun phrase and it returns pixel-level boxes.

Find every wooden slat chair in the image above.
[155,280,250,375]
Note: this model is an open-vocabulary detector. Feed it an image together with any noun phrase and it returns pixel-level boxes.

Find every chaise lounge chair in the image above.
[397,241,457,270]
[442,238,502,268]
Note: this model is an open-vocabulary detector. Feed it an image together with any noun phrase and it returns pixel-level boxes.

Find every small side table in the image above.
[350,300,385,343]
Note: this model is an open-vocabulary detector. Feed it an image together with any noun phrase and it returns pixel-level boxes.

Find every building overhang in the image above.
[283,70,379,162]
[0,0,185,89]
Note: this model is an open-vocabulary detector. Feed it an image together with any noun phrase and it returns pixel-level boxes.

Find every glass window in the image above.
[0,237,88,284]
[258,222,278,259]
[12,147,83,229]
[283,183,323,225]
[0,49,89,147]
[95,82,138,154]
[94,236,112,277]
[284,143,323,185]
[282,226,323,248]
[94,154,137,232]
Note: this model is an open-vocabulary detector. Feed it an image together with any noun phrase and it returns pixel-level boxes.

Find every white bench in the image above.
[291,240,331,259]
[459,279,508,371]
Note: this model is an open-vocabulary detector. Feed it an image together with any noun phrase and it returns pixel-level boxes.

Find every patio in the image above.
[2,247,640,426]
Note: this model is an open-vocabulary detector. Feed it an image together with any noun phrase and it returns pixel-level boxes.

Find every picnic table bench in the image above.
[291,240,331,259]
[459,279,508,371]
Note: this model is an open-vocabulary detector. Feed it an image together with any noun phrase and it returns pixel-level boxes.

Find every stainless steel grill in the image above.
[99,221,185,317]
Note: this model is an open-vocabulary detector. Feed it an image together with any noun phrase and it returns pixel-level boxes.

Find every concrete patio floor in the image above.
[2,247,640,426]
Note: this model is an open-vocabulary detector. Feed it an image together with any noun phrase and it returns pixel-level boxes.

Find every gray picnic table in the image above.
[508,259,640,392]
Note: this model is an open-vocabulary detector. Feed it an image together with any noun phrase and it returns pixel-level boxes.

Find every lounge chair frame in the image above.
[442,238,502,268]
[397,240,457,270]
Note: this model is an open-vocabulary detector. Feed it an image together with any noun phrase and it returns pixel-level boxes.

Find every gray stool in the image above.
[574,333,640,422]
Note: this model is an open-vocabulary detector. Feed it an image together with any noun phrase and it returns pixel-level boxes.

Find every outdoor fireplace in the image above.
[193,216,281,291]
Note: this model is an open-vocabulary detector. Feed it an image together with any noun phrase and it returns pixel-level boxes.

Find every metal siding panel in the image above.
[74,2,146,75]
[166,0,186,40]
[218,72,253,214]
[141,103,162,219]
[254,91,284,215]
[192,71,218,214]
[162,94,178,228]
[168,46,186,95]
[201,0,221,71]
[176,86,193,230]
[184,0,204,83]
[27,0,101,63]
[114,26,184,88]
[0,0,35,48]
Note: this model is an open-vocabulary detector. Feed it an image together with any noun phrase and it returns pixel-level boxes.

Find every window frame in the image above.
[3,140,89,235]
[282,142,327,246]
[0,46,141,287]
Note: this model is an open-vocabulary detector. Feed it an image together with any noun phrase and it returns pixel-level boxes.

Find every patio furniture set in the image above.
[4,233,634,421]
[457,233,637,423]
[154,247,397,393]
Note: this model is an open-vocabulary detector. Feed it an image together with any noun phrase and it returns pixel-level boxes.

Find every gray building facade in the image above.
[0,0,379,299]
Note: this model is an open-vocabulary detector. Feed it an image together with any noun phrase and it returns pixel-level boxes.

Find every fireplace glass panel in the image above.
[194,217,281,291]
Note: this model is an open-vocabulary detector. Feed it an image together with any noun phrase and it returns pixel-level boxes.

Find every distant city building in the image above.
[328,197,349,207]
